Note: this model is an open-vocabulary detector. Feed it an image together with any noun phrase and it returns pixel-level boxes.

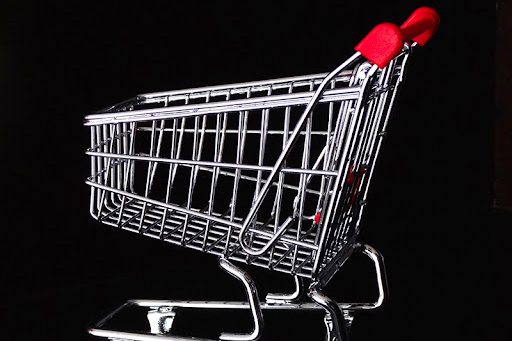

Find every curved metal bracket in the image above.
[353,243,388,310]
[239,217,294,256]
[265,275,304,303]
[218,258,264,341]
[309,287,349,341]
[309,242,388,341]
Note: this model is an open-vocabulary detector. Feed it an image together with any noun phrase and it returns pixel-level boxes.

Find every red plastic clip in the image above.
[314,211,322,225]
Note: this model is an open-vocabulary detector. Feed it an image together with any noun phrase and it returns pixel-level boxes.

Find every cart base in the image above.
[88,243,386,341]
[88,299,354,341]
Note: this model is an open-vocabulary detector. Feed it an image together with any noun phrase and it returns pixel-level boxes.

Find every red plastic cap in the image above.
[355,23,404,69]
[355,7,439,69]
[400,7,440,46]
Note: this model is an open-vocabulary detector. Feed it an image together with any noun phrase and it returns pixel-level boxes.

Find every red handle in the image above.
[400,7,440,46]
[355,7,439,69]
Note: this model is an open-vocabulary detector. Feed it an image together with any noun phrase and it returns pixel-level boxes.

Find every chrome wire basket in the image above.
[85,7,439,341]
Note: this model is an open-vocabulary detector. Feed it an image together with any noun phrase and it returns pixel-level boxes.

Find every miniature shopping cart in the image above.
[84,7,439,341]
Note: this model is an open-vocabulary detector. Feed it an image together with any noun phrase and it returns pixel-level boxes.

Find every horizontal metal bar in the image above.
[89,328,213,341]
[136,127,329,136]
[86,151,338,177]
[139,71,351,100]
[128,298,378,311]
[84,87,360,125]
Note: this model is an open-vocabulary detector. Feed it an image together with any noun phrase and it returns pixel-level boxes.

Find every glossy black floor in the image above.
[3,1,499,340]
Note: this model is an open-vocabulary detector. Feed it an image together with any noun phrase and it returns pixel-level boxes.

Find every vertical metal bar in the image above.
[292,81,314,270]
[95,125,103,209]
[182,104,202,242]
[102,124,108,186]
[161,99,180,237]
[204,93,230,249]
[316,80,336,212]
[162,96,187,237]
[97,124,118,219]
[183,92,210,243]
[361,62,395,168]
[247,88,272,260]
[117,122,137,226]
[147,119,166,192]
[89,126,98,218]
[226,89,250,255]
[254,88,271,198]
[129,123,139,194]
[352,64,391,171]
[196,93,210,162]
[138,121,158,231]
[116,123,122,191]
[268,83,293,267]
[122,122,129,186]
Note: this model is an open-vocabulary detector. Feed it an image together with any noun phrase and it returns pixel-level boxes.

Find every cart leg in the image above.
[323,313,333,341]
[309,286,349,341]
[265,275,304,303]
[218,258,264,341]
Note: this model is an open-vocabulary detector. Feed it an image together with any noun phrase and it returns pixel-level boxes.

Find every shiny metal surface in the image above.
[265,275,304,303]
[88,243,387,341]
[218,258,264,341]
[86,50,407,279]
[237,52,362,257]
[86,38,417,341]
[147,307,176,334]
[309,287,349,341]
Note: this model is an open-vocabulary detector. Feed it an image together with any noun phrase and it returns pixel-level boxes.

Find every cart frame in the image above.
[84,7,439,341]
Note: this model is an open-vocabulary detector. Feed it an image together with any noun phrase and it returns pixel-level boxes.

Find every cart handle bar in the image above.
[355,7,440,69]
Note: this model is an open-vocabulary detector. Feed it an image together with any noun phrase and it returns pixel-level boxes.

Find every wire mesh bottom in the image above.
[96,195,317,277]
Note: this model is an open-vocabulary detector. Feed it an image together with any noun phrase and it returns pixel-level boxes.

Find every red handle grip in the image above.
[355,7,439,69]
[400,7,440,46]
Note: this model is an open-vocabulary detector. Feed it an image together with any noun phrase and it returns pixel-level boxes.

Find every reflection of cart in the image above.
[85,7,439,341]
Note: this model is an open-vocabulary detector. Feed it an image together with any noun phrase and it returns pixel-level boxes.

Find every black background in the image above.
[2,1,499,340]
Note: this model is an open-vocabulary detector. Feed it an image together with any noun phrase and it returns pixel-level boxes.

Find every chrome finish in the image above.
[85,38,420,341]
[86,50,407,277]
[85,85,360,126]
[323,314,333,341]
[238,52,362,256]
[322,313,353,341]
[311,63,380,278]
[218,258,264,341]
[147,306,176,334]
[87,243,387,341]
[309,286,349,341]
[355,243,388,310]
[265,275,304,303]
[89,328,212,341]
